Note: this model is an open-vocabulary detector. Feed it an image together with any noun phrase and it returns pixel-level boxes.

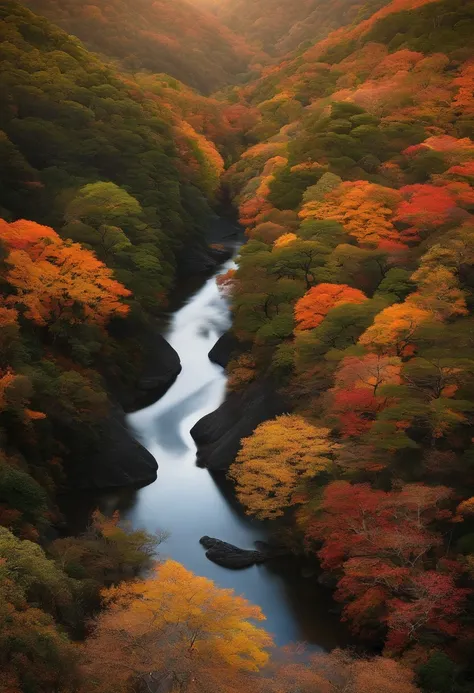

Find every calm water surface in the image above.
[84,252,348,648]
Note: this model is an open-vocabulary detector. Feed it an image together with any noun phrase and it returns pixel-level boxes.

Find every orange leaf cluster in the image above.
[0,219,131,327]
[300,181,403,247]
[295,283,367,331]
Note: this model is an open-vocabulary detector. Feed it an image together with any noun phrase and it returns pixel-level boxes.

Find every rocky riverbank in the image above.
[191,380,288,471]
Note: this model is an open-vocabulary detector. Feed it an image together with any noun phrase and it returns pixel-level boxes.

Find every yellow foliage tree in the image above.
[359,303,432,356]
[229,415,339,519]
[273,233,297,249]
[457,497,474,516]
[81,560,272,693]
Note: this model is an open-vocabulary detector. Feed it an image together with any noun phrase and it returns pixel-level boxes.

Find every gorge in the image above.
[68,223,348,648]
[1,1,474,692]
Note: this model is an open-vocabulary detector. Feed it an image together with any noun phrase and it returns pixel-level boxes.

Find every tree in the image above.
[307,481,451,572]
[0,459,48,531]
[249,221,287,244]
[334,354,401,395]
[295,283,367,331]
[394,185,459,240]
[300,181,403,247]
[271,239,331,289]
[273,232,297,248]
[304,481,458,641]
[261,648,421,693]
[328,387,392,438]
[2,222,131,328]
[386,571,469,652]
[0,218,57,250]
[359,303,432,356]
[65,182,142,227]
[410,266,467,320]
[50,511,163,609]
[229,415,339,519]
[293,299,386,369]
[0,560,78,693]
[81,560,272,693]
[302,171,342,203]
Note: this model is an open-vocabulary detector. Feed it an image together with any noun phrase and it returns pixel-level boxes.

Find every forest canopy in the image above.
[1,0,474,692]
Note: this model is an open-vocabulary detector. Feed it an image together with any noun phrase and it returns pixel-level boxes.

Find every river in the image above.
[76,238,349,649]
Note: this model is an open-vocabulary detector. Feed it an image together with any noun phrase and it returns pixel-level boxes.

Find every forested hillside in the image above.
[219,0,474,686]
[22,0,256,93]
[0,2,260,687]
[195,0,391,55]
[1,0,474,691]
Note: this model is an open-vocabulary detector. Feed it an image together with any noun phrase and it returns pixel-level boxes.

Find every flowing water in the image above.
[75,242,348,648]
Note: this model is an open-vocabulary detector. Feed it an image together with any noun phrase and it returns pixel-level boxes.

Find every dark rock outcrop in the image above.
[200,536,268,569]
[191,381,288,471]
[177,242,232,276]
[208,331,241,368]
[66,403,158,490]
[137,331,182,399]
[105,328,181,412]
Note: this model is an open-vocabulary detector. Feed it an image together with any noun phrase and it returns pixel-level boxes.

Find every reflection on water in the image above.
[87,255,349,648]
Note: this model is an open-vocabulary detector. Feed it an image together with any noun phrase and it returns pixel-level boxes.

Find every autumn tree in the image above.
[261,648,421,693]
[334,353,402,395]
[386,571,469,652]
[394,184,460,240]
[81,560,272,693]
[249,221,287,244]
[300,181,403,247]
[0,558,79,693]
[304,481,463,641]
[295,283,368,331]
[0,218,57,250]
[1,220,131,328]
[229,415,339,519]
[273,232,297,249]
[359,302,432,356]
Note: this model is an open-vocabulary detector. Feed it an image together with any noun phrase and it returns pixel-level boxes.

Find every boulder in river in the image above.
[177,241,232,276]
[208,331,241,368]
[137,331,182,398]
[200,536,281,569]
[191,381,288,471]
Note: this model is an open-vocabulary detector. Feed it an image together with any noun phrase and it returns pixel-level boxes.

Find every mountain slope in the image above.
[221,0,474,677]
[22,0,256,93]
[198,0,391,55]
[0,0,244,310]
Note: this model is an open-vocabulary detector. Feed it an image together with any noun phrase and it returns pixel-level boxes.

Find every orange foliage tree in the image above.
[273,232,297,249]
[334,354,402,394]
[80,560,272,693]
[300,181,403,247]
[0,219,131,328]
[261,648,421,693]
[359,303,432,355]
[0,218,58,251]
[452,62,474,115]
[294,283,367,331]
[229,415,339,519]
